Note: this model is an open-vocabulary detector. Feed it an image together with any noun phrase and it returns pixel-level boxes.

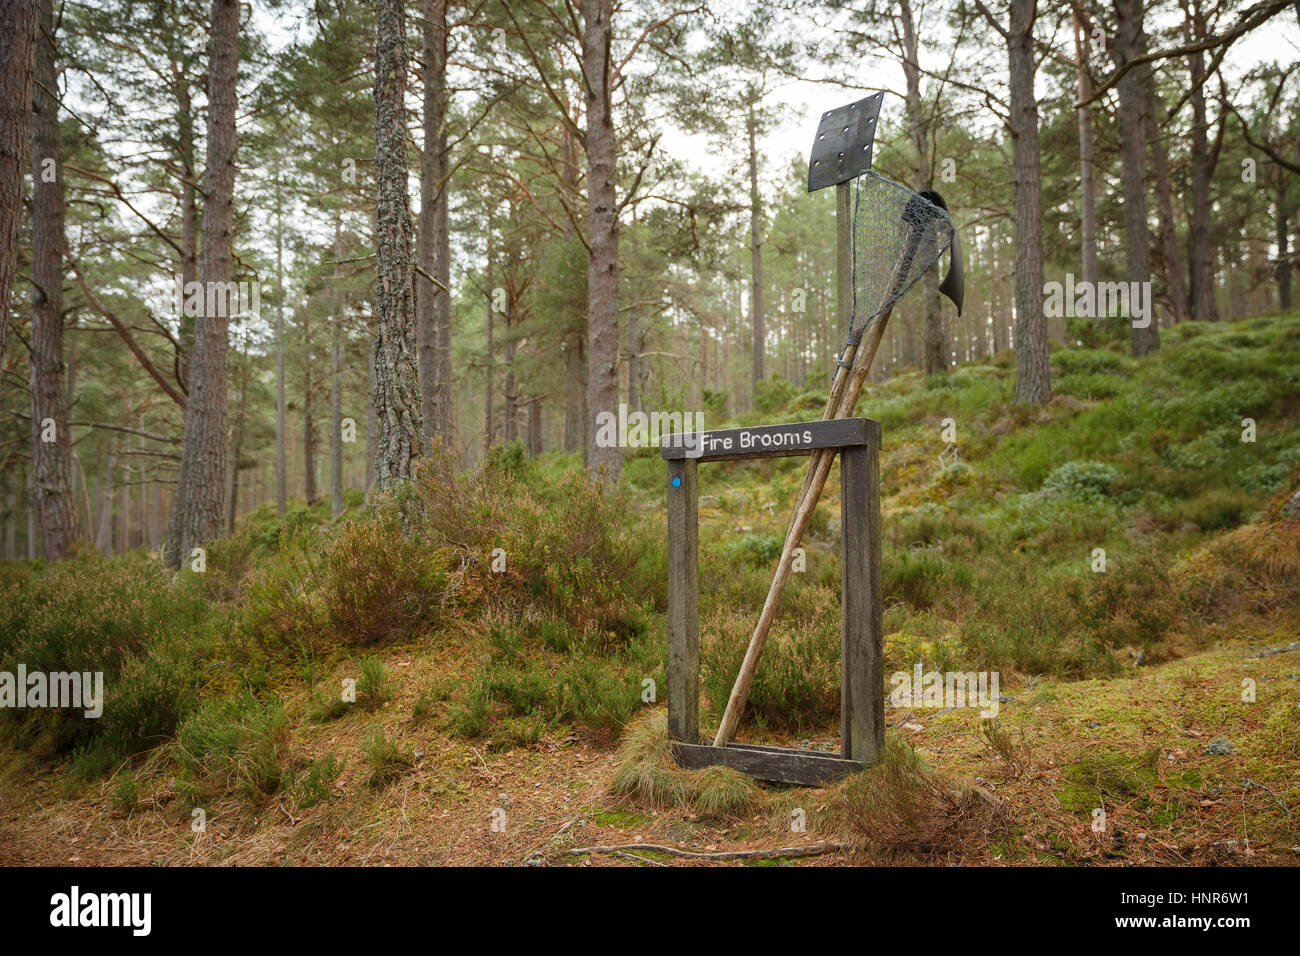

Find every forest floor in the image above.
[2,603,1298,866]
[3,313,1300,866]
[0,613,1294,868]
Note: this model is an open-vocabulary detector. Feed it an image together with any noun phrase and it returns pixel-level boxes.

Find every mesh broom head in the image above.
[850,171,955,343]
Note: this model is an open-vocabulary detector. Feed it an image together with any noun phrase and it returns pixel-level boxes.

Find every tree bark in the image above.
[1141,58,1188,324]
[1278,181,1293,310]
[304,350,318,505]
[364,342,377,497]
[1113,0,1160,356]
[0,0,38,371]
[582,0,621,481]
[1006,0,1051,402]
[4,489,14,560]
[504,274,517,443]
[560,121,587,456]
[227,338,249,533]
[95,440,116,555]
[484,260,494,454]
[1184,0,1220,320]
[628,307,642,412]
[563,332,585,454]
[372,0,424,491]
[898,0,946,374]
[176,71,199,391]
[1073,10,1099,291]
[416,0,453,447]
[166,0,238,567]
[527,398,542,456]
[747,94,765,401]
[331,222,344,519]
[28,0,75,562]
[274,174,287,517]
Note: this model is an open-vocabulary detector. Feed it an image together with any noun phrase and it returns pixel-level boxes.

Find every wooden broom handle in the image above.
[712,226,924,749]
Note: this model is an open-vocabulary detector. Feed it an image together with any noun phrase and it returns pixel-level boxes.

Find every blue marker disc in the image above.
[671,476,681,488]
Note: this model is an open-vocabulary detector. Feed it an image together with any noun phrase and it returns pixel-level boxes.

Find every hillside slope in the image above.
[2,313,1298,865]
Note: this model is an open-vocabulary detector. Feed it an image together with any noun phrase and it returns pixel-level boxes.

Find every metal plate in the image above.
[807,92,884,192]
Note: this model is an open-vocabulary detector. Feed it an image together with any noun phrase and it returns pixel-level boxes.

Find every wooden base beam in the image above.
[673,741,864,787]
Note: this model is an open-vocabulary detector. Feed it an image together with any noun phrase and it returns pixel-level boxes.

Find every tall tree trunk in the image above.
[416,0,453,445]
[1278,180,1293,310]
[484,265,494,454]
[331,224,344,519]
[1184,0,1219,321]
[527,399,542,456]
[582,0,621,481]
[304,355,318,505]
[1114,0,1160,356]
[556,120,587,455]
[563,333,584,454]
[747,94,764,402]
[364,343,377,497]
[1006,0,1051,402]
[227,337,249,534]
[1073,10,1099,290]
[95,440,116,555]
[372,0,424,491]
[274,175,287,517]
[627,307,640,412]
[166,0,238,568]
[899,0,946,374]
[4,488,14,559]
[1141,60,1188,324]
[504,281,517,443]
[176,73,199,391]
[28,0,74,562]
[26,467,37,559]
[560,120,587,455]
[149,468,160,549]
[0,0,38,370]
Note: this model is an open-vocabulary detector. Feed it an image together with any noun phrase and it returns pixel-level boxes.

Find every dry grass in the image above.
[609,713,759,819]
[830,736,1008,860]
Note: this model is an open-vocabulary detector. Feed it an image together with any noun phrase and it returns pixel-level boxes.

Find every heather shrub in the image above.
[0,554,204,758]
[237,539,329,657]
[397,450,660,639]
[1076,551,1180,651]
[1042,460,1118,502]
[322,510,451,645]
[446,617,661,744]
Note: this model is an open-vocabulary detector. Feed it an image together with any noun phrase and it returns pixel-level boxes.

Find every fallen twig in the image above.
[567,841,848,861]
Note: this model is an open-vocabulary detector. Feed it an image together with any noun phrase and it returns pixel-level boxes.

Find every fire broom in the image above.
[712,121,963,748]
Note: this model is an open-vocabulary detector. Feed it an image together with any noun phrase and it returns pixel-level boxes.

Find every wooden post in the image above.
[666,457,699,743]
[662,418,883,784]
[840,427,884,762]
[836,181,852,342]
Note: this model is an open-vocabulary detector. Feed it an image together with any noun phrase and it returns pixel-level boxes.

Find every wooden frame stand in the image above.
[662,417,883,786]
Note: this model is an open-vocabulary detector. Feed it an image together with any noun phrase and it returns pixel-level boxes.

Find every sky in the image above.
[662,1,1300,195]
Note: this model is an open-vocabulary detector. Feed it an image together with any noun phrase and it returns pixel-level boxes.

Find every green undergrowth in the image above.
[2,312,1298,810]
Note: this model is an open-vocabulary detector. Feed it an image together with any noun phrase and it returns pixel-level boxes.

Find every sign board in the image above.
[661,418,878,463]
